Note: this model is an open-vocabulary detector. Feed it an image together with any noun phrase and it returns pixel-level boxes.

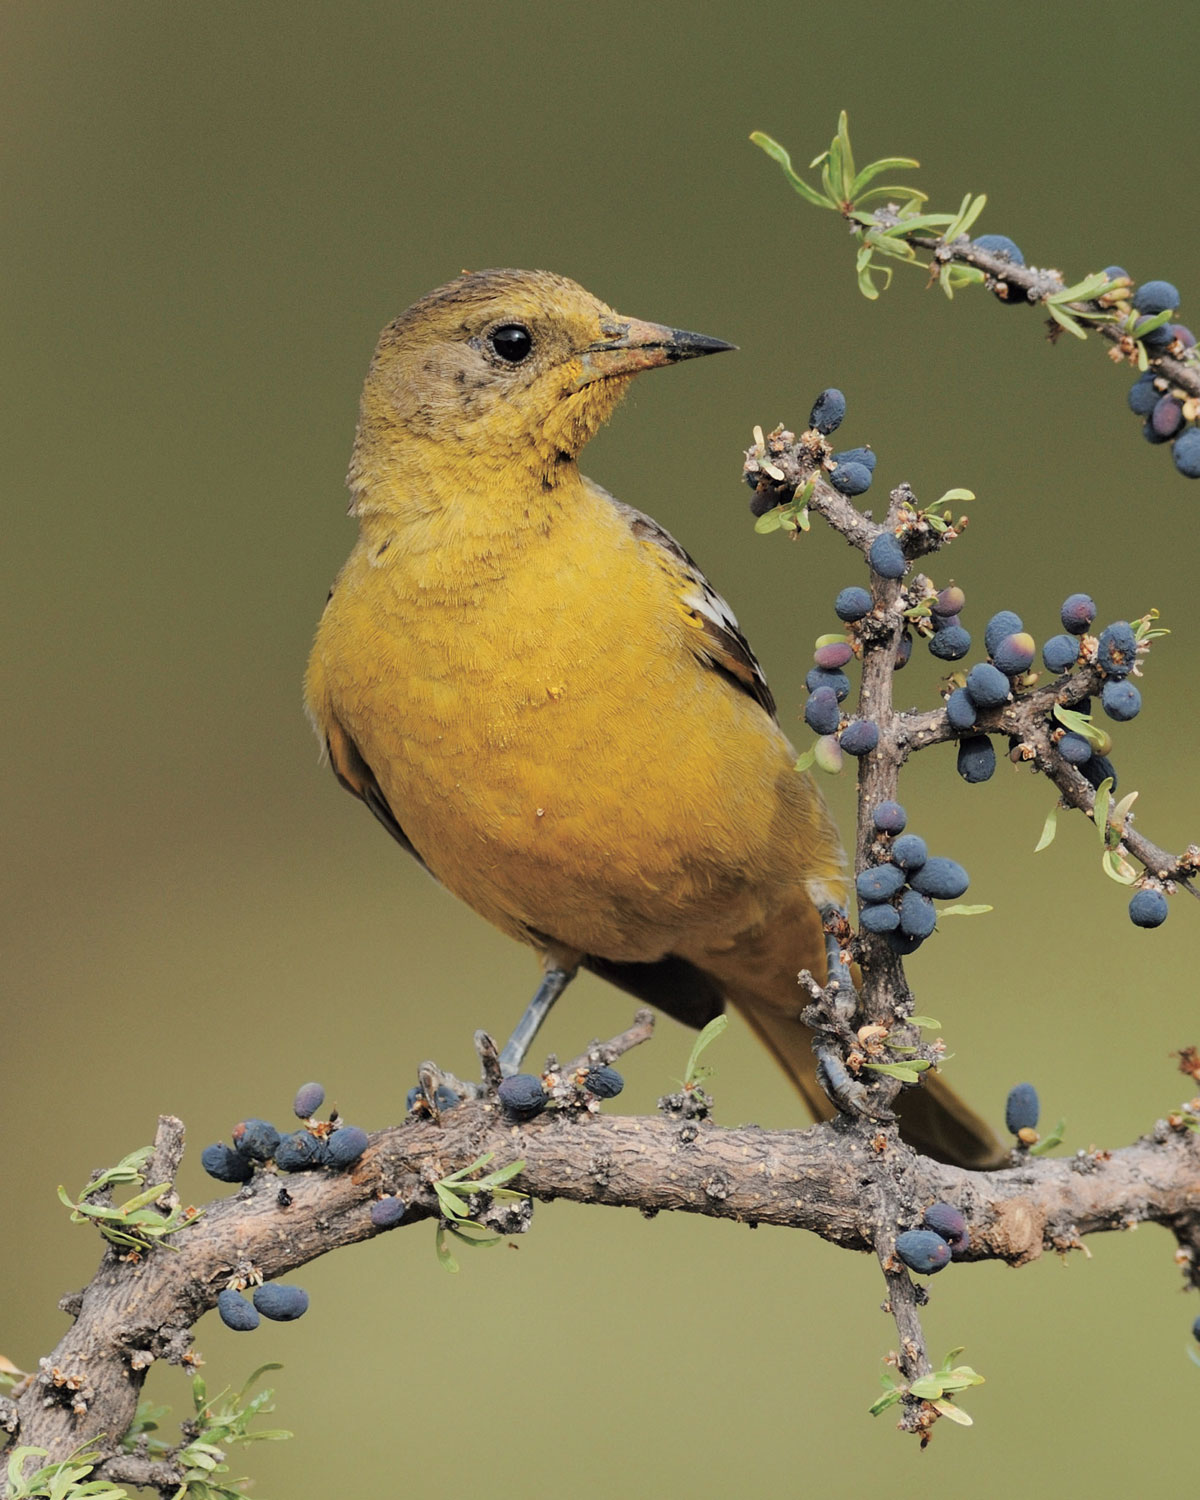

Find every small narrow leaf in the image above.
[937,903,992,917]
[850,156,921,198]
[935,488,975,505]
[931,1399,973,1426]
[684,1014,728,1087]
[1035,805,1059,852]
[1047,303,1088,339]
[754,509,785,534]
[749,132,836,209]
[907,1016,942,1029]
[868,1387,906,1416]
[794,746,817,774]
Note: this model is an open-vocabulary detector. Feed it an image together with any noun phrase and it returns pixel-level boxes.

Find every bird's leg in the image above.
[819,902,858,1025]
[498,966,576,1075]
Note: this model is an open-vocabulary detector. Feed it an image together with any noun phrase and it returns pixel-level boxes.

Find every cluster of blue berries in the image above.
[201,1081,369,1185]
[856,800,969,953]
[217,1281,310,1333]
[1114,276,1200,479]
[497,1064,625,1121]
[894,1202,970,1276]
[807,388,879,499]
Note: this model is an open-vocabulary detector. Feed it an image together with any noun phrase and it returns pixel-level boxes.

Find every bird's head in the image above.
[348,268,733,511]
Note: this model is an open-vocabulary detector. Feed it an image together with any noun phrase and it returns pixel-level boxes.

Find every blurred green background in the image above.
[5,3,1198,1494]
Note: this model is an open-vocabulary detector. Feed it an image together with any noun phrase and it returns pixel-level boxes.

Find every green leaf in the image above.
[1034,805,1059,852]
[854,186,928,210]
[931,1399,973,1426]
[862,1060,931,1082]
[1048,272,1112,304]
[850,155,920,198]
[1131,307,1173,335]
[868,1387,906,1416]
[477,1159,525,1188]
[753,508,784,534]
[857,259,882,300]
[1047,303,1087,339]
[794,746,817,774]
[435,1224,460,1273]
[938,904,992,917]
[907,1016,942,1030]
[1101,848,1138,885]
[908,1375,945,1399]
[835,110,855,201]
[934,488,975,505]
[684,1014,728,1087]
[1093,778,1113,841]
[749,132,836,209]
[1028,1117,1066,1156]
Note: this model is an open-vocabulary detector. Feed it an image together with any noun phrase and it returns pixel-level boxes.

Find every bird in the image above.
[304,267,1002,1169]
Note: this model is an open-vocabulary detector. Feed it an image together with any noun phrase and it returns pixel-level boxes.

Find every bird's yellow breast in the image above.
[306,475,837,963]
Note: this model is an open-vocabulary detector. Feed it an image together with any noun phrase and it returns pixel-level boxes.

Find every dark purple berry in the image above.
[217,1288,260,1331]
[893,631,913,670]
[928,625,971,661]
[922,1202,969,1255]
[899,888,937,939]
[1004,1083,1040,1134]
[809,388,846,434]
[1042,634,1079,672]
[1174,428,1200,478]
[804,687,842,735]
[1129,888,1168,928]
[293,1082,325,1120]
[1172,323,1196,348]
[909,857,969,901]
[886,929,926,956]
[201,1143,254,1184]
[872,801,907,834]
[839,719,879,756]
[868,532,906,580]
[890,834,927,870]
[370,1196,408,1229]
[585,1065,624,1099]
[1096,622,1137,678]
[326,1126,369,1168]
[1131,279,1180,315]
[1057,732,1093,766]
[498,1073,548,1120]
[945,687,977,732]
[274,1131,327,1172]
[1151,394,1185,439]
[253,1284,310,1321]
[931,611,961,633]
[1101,680,1141,721]
[830,461,873,496]
[895,1229,952,1275]
[232,1119,281,1162]
[973,233,1024,265]
[1082,754,1118,793]
[831,445,877,472]
[813,641,853,670]
[855,863,906,903]
[805,666,851,701]
[860,902,900,934]
[933,585,966,617]
[1143,417,1173,445]
[834,586,872,622]
[984,611,1023,657]
[1127,374,1160,416]
[957,735,997,784]
[992,632,1036,677]
[964,662,1010,710]
[1060,594,1096,635]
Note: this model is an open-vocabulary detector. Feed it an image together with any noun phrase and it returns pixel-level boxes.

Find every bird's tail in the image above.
[735,999,1006,1170]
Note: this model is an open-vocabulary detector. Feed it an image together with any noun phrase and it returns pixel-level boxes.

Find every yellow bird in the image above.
[305,268,1001,1168]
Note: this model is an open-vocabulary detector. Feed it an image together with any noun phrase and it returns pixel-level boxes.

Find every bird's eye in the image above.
[489,324,533,363]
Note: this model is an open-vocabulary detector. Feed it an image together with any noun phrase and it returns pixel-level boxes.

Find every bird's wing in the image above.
[602,491,776,717]
[323,712,429,870]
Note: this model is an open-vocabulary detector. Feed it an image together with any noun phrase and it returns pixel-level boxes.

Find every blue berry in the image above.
[326,1126,369,1168]
[1136,317,1175,353]
[253,1284,310,1321]
[810,388,846,434]
[1004,1082,1040,1134]
[1174,428,1200,478]
[293,1082,325,1120]
[899,888,937,939]
[585,1065,625,1099]
[274,1131,327,1172]
[1129,888,1168,928]
[405,1085,423,1112]
[201,1143,254,1184]
[830,461,873,496]
[1132,279,1180,315]
[860,902,900,934]
[804,687,842,735]
[1127,374,1160,416]
[232,1119,281,1162]
[1060,594,1096,635]
[957,735,997,784]
[1096,622,1137,678]
[886,929,926,956]
[1057,732,1093,766]
[890,834,927,870]
[370,1196,408,1229]
[831,445,877,473]
[834,586,872,622]
[498,1073,548,1120]
[1042,634,1080,672]
[895,1229,952,1275]
[929,625,971,661]
[1103,265,1129,281]
[1082,754,1118,793]
[1101,680,1141,721]
[992,632,1036,677]
[868,532,906,580]
[922,1202,969,1255]
[839,719,879,756]
[1151,394,1184,439]
[872,801,907,834]
[217,1288,260,1331]
[909,857,969,900]
[973,234,1025,266]
[855,863,906,903]
[805,666,851,701]
[432,1085,461,1113]
[984,610,1023,657]
[964,662,1010,710]
[945,687,977,732]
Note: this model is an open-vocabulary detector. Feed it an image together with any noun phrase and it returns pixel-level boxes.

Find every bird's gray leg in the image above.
[499,967,575,1075]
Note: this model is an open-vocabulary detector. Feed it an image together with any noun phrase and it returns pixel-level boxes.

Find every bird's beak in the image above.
[575,316,736,387]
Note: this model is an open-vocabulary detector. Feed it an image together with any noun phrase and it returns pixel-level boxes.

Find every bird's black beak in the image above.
[576,316,736,386]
